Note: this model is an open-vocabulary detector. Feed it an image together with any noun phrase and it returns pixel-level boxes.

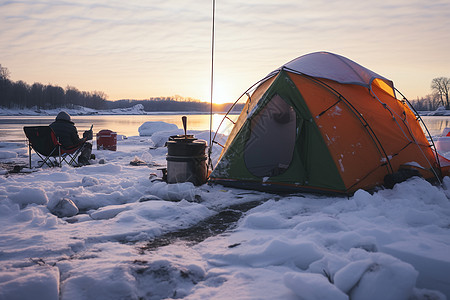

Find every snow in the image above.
[0,150,18,159]
[0,104,217,117]
[434,136,450,153]
[0,118,450,300]
[284,272,348,300]
[421,106,450,116]
[0,104,147,116]
[138,121,179,136]
[0,266,60,300]
[48,198,79,218]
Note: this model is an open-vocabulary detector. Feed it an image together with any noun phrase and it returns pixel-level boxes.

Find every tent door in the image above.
[244,94,297,177]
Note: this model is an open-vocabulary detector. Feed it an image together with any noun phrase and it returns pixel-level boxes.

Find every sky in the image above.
[1,0,450,104]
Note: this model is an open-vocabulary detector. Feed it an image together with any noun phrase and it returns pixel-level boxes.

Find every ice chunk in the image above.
[382,240,450,298]
[89,204,130,220]
[81,176,100,187]
[47,198,79,218]
[0,266,60,300]
[150,129,184,147]
[238,239,323,269]
[284,272,348,300]
[8,187,48,206]
[335,253,418,300]
[138,121,178,136]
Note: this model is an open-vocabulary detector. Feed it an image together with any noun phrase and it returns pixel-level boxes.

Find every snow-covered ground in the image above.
[1,119,450,300]
[0,104,215,116]
[419,106,450,116]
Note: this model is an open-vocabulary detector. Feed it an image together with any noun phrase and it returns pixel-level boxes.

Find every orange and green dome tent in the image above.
[209,52,442,194]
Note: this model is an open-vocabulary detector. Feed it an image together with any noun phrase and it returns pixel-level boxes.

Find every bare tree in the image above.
[0,64,10,80]
[431,77,450,109]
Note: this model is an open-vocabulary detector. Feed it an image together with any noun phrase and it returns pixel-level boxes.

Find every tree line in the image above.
[407,77,450,111]
[0,64,242,112]
[106,98,243,113]
[0,64,108,109]
[3,63,447,112]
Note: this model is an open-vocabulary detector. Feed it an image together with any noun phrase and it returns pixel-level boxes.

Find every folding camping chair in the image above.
[23,126,85,168]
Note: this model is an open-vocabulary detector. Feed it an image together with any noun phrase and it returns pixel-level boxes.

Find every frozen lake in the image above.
[420,115,450,136]
[0,114,235,143]
[0,114,449,143]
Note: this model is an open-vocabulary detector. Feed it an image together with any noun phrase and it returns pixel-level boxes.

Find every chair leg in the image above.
[28,140,55,168]
[66,155,76,166]
[28,143,32,169]
[64,153,79,166]
[39,155,52,168]
[37,148,59,168]
[62,144,85,167]
[58,146,62,167]
[26,139,60,168]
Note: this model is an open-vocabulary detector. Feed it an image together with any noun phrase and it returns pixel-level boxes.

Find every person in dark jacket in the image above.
[50,111,93,166]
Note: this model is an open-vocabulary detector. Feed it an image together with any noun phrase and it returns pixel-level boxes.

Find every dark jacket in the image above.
[50,119,83,148]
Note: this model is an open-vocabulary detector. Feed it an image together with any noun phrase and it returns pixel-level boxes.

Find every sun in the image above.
[212,82,232,104]
[202,77,239,104]
[200,74,243,104]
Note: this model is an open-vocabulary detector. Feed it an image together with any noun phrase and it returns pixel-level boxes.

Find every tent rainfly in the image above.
[209,51,444,194]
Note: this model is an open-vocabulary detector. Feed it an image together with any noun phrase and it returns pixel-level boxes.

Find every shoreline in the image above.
[0,104,241,117]
[0,110,239,117]
[0,105,446,117]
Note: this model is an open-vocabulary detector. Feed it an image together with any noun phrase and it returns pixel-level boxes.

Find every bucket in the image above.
[166,135,208,186]
[96,129,117,151]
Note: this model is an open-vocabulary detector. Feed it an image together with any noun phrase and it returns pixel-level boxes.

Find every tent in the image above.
[209,51,441,194]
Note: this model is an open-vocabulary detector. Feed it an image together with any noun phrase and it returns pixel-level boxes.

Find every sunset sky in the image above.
[1,0,449,104]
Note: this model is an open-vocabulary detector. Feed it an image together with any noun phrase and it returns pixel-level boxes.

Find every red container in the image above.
[96,129,117,151]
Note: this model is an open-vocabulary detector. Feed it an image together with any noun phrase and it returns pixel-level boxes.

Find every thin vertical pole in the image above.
[208,0,216,169]
[28,142,32,168]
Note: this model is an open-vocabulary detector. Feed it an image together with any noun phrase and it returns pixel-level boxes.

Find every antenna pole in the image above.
[208,0,216,169]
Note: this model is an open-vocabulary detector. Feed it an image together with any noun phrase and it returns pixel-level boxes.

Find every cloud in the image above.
[0,0,449,101]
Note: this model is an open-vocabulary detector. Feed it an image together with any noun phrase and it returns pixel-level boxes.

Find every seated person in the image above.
[49,111,93,166]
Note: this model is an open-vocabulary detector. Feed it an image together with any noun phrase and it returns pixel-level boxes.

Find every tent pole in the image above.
[208,0,216,170]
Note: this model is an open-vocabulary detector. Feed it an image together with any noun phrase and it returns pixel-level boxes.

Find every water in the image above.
[1,114,448,143]
[420,116,450,136]
[0,114,236,143]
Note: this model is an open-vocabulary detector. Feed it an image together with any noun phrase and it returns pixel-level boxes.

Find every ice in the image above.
[284,272,348,300]
[8,187,48,206]
[241,211,287,229]
[0,150,17,159]
[150,128,184,147]
[60,262,136,300]
[138,121,179,136]
[0,115,450,300]
[334,259,375,293]
[89,204,131,220]
[0,142,27,161]
[222,239,324,269]
[344,253,418,300]
[382,240,450,298]
[81,176,100,187]
[333,252,418,300]
[0,266,60,300]
[147,181,202,201]
[47,198,79,218]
